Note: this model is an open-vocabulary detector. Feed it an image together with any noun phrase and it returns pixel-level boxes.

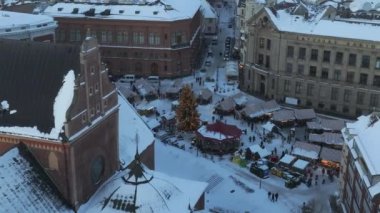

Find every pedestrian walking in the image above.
[271,193,275,202]
[268,191,271,199]
[275,193,278,201]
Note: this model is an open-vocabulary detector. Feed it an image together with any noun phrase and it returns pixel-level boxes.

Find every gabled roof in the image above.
[0,39,80,135]
[198,88,213,100]
[320,147,342,162]
[294,109,316,120]
[0,147,71,212]
[292,141,320,160]
[197,121,242,140]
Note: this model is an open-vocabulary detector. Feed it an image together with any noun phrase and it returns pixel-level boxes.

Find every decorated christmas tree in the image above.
[176,85,200,132]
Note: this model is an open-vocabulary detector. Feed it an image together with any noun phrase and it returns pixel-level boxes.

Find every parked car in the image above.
[205,60,212,66]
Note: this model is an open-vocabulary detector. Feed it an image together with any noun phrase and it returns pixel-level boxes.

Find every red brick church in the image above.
[0,38,119,210]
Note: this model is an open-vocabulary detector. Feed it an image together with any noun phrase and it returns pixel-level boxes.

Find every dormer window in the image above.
[135,10,140,14]
[72,8,79,14]
[57,7,63,12]
[153,11,158,15]
[119,10,124,14]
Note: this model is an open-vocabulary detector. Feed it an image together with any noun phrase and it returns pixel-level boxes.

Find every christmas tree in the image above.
[176,85,200,132]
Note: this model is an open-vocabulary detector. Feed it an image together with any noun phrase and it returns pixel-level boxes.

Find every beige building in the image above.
[242,3,380,118]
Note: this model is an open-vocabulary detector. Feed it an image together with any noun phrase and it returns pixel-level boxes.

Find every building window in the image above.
[318,102,325,109]
[346,72,354,83]
[95,83,99,92]
[330,104,337,111]
[265,55,270,68]
[70,29,81,42]
[335,52,343,64]
[306,100,312,106]
[298,47,306,60]
[349,53,356,66]
[284,79,290,92]
[286,63,293,73]
[82,113,87,123]
[90,156,105,185]
[272,79,275,89]
[295,82,302,94]
[96,103,100,113]
[266,39,271,50]
[344,89,351,103]
[89,87,93,96]
[374,75,380,87]
[331,87,339,101]
[133,32,144,45]
[357,91,365,105]
[149,32,160,45]
[333,70,341,81]
[259,38,265,48]
[101,31,107,42]
[361,55,370,68]
[323,50,331,63]
[287,46,294,58]
[307,83,314,96]
[309,66,317,77]
[297,64,304,75]
[359,73,368,85]
[258,54,264,65]
[321,68,329,79]
[310,49,318,61]
[343,106,349,113]
[370,94,379,107]
[375,57,380,69]
[117,31,128,43]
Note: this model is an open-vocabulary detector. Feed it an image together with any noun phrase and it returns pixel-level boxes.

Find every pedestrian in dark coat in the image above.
[268,191,271,199]
[275,193,278,201]
[271,193,275,202]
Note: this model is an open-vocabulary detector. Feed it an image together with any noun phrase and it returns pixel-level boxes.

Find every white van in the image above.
[148,76,160,84]
[120,74,135,83]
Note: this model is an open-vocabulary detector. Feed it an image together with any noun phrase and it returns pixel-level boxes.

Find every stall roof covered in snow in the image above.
[216,97,235,112]
[263,4,380,42]
[292,159,309,170]
[279,154,296,165]
[198,88,213,101]
[0,147,72,212]
[292,141,320,160]
[294,109,316,121]
[271,109,295,122]
[249,144,271,158]
[0,39,80,139]
[118,94,154,166]
[232,92,248,107]
[309,132,343,146]
[197,121,242,141]
[319,147,342,163]
[241,100,280,118]
[43,0,201,22]
[307,118,345,132]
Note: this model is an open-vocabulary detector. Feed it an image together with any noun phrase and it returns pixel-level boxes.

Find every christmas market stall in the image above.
[232,92,248,110]
[307,118,345,134]
[319,147,342,170]
[195,121,242,154]
[278,154,297,169]
[309,132,344,149]
[292,159,310,174]
[160,111,176,133]
[248,144,271,160]
[240,100,280,122]
[215,97,235,115]
[291,141,321,162]
[197,88,213,105]
[165,86,181,100]
[134,78,158,101]
[117,84,139,103]
[271,109,295,127]
[294,109,316,125]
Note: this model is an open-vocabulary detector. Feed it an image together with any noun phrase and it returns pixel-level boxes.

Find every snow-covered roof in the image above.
[225,61,238,77]
[319,147,342,162]
[134,78,157,97]
[0,148,72,212]
[294,109,316,120]
[292,141,320,160]
[0,70,75,140]
[43,0,201,22]
[349,0,380,12]
[232,92,248,106]
[216,97,235,112]
[198,88,213,100]
[309,132,344,146]
[142,116,161,129]
[241,100,280,118]
[0,11,56,34]
[279,154,296,165]
[292,159,309,170]
[264,5,380,42]
[271,109,295,122]
[307,118,345,132]
[118,94,154,166]
[197,121,242,141]
[249,144,271,158]
[161,111,176,120]
[262,121,275,132]
[84,169,206,212]
[199,0,217,18]
[344,113,380,175]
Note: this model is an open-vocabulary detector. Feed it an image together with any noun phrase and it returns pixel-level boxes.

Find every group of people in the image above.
[267,192,279,202]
